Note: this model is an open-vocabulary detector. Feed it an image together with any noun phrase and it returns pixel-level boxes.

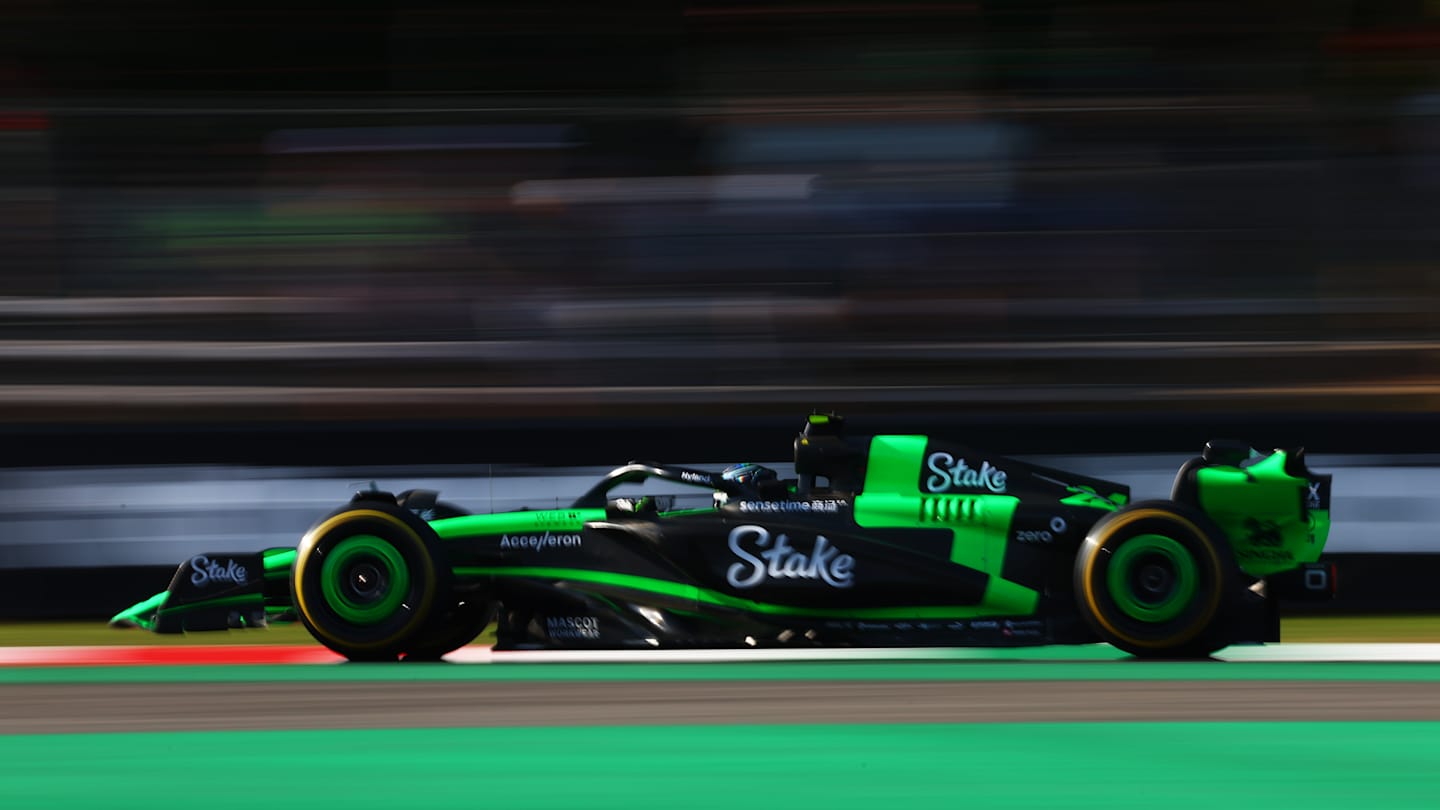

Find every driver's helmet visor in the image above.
[722,462,775,485]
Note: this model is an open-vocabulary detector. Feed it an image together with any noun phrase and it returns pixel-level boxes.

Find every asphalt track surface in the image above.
[7,645,1440,734]
[6,677,1440,735]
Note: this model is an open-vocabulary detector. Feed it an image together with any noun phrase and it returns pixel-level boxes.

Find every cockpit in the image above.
[567,413,862,515]
[721,462,791,498]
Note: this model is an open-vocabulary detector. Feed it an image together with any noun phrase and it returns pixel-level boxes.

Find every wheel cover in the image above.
[1105,533,1198,624]
[319,534,411,626]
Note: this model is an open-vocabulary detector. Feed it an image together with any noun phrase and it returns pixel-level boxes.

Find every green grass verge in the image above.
[1,614,1436,647]
[1278,614,1440,643]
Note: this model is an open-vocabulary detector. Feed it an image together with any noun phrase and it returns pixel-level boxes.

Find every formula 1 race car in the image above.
[112,413,1335,659]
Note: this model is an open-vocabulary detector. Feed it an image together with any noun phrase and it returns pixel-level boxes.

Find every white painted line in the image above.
[1216,644,1440,662]
[444,646,998,664]
[448,644,1440,665]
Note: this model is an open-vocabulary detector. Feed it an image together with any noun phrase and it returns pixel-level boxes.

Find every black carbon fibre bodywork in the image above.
[114,415,1334,658]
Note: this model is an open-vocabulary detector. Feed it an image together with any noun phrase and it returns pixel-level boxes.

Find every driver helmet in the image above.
[722,462,777,486]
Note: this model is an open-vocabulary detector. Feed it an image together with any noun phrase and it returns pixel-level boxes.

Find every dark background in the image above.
[1,2,1437,618]
[1,1,1435,439]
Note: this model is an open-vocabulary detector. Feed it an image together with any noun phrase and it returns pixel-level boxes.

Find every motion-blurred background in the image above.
[1,0,1436,430]
[1,2,1439,614]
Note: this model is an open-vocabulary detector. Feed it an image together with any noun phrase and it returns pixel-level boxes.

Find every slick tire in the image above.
[1074,500,1238,658]
[292,504,450,661]
[402,601,496,662]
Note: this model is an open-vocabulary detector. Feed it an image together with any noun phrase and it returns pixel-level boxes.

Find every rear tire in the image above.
[1074,501,1238,658]
[292,504,449,661]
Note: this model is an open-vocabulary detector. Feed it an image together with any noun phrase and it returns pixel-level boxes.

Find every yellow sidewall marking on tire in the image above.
[1081,508,1224,650]
[294,510,437,652]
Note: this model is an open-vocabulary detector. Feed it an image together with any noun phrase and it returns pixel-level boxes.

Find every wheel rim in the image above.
[319,534,411,626]
[1106,533,1198,623]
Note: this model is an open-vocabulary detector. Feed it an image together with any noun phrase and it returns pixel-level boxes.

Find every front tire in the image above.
[1074,501,1238,658]
[292,505,449,661]
[403,599,496,661]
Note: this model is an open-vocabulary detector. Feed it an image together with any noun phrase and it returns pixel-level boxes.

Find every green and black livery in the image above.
[113,414,1334,659]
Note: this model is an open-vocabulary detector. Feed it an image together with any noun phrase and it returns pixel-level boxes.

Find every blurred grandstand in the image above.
[0,1,1437,425]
